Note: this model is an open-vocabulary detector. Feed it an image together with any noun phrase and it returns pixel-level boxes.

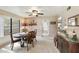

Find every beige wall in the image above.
[62,6,79,20]
[24,16,58,37]
[61,6,79,27]
[61,6,79,39]
[0,8,58,38]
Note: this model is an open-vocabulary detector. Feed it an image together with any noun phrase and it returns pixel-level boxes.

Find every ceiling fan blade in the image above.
[32,10,38,12]
[38,13,44,15]
[25,11,31,13]
[29,14,32,16]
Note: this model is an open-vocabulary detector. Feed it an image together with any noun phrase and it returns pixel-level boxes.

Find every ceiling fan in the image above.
[25,9,44,17]
[67,6,71,11]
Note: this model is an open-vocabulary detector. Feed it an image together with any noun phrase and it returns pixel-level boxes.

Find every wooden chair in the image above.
[24,31,36,51]
[10,34,21,50]
[10,18,22,50]
[30,31,37,42]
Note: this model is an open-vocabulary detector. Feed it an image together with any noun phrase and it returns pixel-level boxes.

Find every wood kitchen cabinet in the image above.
[54,32,79,53]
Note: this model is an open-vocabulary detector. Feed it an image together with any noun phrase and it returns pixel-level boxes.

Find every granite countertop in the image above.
[58,31,79,43]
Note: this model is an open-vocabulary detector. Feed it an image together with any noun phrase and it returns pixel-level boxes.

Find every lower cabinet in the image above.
[54,35,79,53]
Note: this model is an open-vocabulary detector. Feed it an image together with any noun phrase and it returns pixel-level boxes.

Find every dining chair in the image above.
[10,34,21,50]
[10,18,22,50]
[29,30,37,42]
[24,31,36,51]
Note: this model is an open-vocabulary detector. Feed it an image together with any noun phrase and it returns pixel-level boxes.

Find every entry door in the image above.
[42,20,49,36]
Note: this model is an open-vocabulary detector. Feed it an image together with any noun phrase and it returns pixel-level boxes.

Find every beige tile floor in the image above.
[0,35,10,48]
[0,36,59,53]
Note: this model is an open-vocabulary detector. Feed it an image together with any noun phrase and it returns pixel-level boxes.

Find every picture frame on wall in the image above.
[50,21,56,24]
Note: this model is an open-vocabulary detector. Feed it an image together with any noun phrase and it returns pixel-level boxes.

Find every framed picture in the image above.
[50,21,56,24]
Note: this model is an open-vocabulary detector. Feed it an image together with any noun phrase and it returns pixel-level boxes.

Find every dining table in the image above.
[13,32,28,47]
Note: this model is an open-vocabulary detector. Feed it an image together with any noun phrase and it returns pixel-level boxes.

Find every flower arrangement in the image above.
[22,28,28,33]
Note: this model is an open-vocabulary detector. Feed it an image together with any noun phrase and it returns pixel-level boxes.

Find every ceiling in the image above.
[0,6,67,18]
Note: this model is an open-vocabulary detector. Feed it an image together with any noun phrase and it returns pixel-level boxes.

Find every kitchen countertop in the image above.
[58,31,79,43]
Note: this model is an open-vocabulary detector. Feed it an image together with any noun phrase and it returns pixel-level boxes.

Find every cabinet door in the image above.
[63,40,69,53]
[57,36,69,53]
[69,43,79,53]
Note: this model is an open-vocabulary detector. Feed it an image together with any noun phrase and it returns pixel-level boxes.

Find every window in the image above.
[4,16,20,35]
[12,18,20,34]
[4,17,10,35]
[0,17,4,37]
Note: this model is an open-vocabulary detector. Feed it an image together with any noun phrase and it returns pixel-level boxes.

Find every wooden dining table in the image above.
[13,32,28,47]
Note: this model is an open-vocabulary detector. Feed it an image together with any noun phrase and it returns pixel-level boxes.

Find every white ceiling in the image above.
[0,6,67,17]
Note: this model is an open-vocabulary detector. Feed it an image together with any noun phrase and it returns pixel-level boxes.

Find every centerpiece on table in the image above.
[22,27,28,33]
[21,21,28,33]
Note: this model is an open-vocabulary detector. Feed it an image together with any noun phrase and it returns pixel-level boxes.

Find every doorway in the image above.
[42,20,49,36]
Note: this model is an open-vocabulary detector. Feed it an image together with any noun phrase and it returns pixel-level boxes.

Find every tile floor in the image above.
[0,36,59,53]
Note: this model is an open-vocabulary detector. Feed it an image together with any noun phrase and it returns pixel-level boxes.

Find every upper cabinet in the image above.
[68,14,79,26]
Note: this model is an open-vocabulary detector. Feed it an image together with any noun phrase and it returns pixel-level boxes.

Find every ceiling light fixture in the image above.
[32,10,38,16]
[67,6,71,11]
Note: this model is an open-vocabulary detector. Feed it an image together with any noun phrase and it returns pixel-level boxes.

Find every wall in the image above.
[0,9,23,36]
[61,6,79,39]
[25,16,58,38]
[61,6,79,21]
[61,7,79,26]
